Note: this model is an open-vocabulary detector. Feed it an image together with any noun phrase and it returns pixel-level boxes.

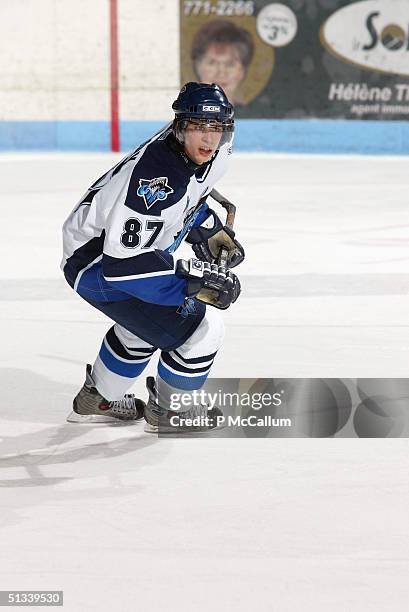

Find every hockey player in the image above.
[61,82,244,433]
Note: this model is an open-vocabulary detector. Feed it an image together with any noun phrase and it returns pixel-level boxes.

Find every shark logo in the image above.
[177,297,197,318]
[137,177,174,210]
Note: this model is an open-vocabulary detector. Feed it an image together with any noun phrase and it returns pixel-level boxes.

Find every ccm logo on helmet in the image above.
[202,105,221,112]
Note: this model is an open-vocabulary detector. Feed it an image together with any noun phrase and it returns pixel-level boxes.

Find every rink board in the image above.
[1,119,409,155]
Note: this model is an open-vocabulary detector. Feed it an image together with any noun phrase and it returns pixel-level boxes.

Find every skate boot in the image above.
[67,364,145,424]
[143,377,224,434]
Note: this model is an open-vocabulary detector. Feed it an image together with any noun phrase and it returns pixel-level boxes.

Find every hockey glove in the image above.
[186,209,245,268]
[176,258,241,310]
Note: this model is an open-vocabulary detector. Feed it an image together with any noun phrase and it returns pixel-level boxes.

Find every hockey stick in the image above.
[209,188,236,268]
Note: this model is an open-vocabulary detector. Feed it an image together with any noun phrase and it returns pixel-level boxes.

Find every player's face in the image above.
[183,121,223,164]
[195,43,245,103]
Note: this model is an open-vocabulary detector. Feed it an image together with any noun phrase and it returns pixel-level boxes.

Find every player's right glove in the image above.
[185,209,245,268]
[176,258,241,310]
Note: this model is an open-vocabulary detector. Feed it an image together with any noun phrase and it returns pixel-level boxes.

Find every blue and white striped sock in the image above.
[93,325,156,400]
[158,349,217,392]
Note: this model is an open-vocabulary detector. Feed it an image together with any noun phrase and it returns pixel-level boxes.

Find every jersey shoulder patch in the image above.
[124,140,190,217]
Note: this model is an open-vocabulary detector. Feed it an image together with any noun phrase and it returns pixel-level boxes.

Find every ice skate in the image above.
[67,364,145,424]
[143,376,224,434]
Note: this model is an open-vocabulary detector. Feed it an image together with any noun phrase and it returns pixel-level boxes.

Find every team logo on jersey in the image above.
[137,177,174,210]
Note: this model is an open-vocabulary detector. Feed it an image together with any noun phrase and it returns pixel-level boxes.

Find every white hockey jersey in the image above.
[61,124,231,306]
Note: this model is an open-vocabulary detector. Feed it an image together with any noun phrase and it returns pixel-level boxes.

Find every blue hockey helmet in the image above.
[172,82,234,148]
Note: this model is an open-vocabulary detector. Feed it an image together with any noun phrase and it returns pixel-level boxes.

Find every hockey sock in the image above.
[92,325,156,400]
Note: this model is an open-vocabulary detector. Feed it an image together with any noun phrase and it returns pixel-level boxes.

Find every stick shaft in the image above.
[210,189,236,229]
[209,189,237,267]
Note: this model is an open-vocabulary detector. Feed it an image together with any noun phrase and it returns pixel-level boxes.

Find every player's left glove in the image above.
[186,209,245,268]
[176,258,241,310]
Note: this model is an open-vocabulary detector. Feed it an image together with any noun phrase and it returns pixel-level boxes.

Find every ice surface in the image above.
[1,152,408,611]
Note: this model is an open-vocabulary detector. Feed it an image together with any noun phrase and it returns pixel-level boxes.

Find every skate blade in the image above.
[67,411,133,424]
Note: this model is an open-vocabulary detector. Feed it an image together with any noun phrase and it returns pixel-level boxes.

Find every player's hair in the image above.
[191,20,254,72]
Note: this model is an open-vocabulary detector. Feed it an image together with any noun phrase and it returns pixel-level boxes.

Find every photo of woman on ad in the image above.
[190,20,254,106]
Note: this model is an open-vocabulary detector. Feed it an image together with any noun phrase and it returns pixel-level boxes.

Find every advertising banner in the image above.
[180,0,409,119]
